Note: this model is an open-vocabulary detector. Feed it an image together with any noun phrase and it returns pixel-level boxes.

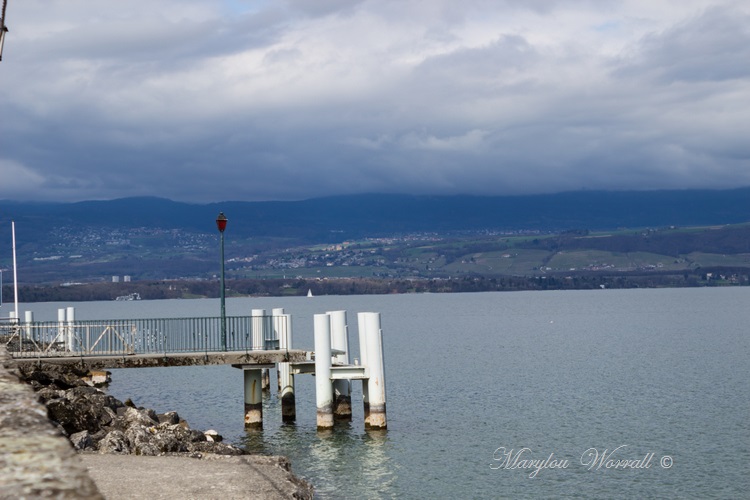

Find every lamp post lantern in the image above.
[216,212,228,351]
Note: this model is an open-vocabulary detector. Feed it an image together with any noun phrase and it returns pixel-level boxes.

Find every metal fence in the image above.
[1,315,289,358]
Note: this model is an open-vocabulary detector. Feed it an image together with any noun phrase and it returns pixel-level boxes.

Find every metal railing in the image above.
[1,315,290,358]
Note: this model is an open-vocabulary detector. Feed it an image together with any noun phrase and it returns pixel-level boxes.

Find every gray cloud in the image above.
[614,4,750,83]
[1,0,749,202]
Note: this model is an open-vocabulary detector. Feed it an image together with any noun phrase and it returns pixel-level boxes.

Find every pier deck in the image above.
[11,349,311,371]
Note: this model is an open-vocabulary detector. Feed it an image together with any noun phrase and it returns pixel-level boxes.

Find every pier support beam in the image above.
[360,312,387,430]
[328,310,352,420]
[243,368,264,428]
[314,314,334,430]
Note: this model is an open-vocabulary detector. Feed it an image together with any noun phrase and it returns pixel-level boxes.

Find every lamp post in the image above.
[216,212,228,351]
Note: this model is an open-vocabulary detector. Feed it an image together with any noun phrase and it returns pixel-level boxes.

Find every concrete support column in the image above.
[328,310,352,420]
[362,312,387,430]
[357,312,371,425]
[314,313,334,429]
[243,369,263,428]
[278,313,295,423]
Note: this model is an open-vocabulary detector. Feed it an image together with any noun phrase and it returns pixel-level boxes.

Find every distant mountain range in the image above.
[2,188,750,286]
[3,188,750,242]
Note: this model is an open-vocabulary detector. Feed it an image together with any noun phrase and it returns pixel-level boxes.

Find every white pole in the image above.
[314,313,334,429]
[66,306,76,352]
[24,310,33,340]
[278,313,295,422]
[251,309,265,351]
[243,369,263,428]
[251,308,272,391]
[328,310,352,420]
[273,308,284,391]
[58,308,66,349]
[271,308,285,348]
[11,221,18,323]
[363,312,387,429]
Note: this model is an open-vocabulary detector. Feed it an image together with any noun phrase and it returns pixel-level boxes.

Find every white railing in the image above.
[1,315,289,358]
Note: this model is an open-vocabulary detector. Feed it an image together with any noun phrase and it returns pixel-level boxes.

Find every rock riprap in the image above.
[18,363,246,457]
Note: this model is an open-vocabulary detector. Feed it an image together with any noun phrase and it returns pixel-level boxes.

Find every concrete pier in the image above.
[313,314,334,430]
[6,305,387,433]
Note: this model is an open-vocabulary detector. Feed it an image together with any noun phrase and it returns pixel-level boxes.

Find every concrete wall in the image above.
[0,345,102,499]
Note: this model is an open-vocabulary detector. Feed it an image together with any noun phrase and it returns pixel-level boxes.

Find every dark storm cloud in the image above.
[1,0,748,202]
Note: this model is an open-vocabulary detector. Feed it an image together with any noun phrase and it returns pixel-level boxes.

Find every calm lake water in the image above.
[19,288,750,498]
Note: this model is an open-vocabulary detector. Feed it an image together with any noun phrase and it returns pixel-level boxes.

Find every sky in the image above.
[1,0,748,203]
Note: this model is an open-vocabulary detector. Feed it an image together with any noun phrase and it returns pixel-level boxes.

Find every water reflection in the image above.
[240,400,396,499]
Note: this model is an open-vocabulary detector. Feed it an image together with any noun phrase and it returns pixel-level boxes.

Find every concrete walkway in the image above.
[79,453,313,499]
[0,346,102,499]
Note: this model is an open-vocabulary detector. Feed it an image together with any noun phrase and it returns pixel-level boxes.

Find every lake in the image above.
[18,287,750,498]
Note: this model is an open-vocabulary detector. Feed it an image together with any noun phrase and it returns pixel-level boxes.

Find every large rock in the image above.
[97,430,130,454]
[157,410,181,425]
[70,430,95,451]
[45,387,122,436]
[125,424,162,456]
[122,407,158,428]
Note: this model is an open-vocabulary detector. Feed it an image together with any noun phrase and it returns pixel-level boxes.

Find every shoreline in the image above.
[1,348,313,499]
